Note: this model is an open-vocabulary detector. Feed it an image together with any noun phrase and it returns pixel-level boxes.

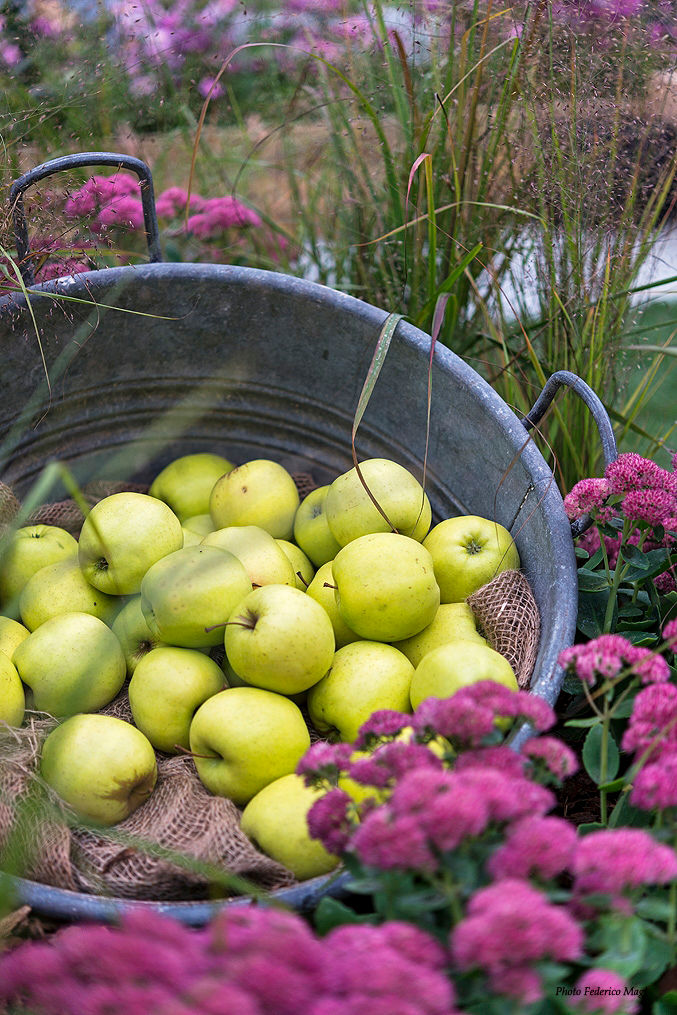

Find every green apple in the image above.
[40,714,157,826]
[111,595,168,675]
[149,452,234,522]
[19,557,121,631]
[0,525,78,619]
[332,532,440,642]
[224,584,335,695]
[0,615,30,660]
[308,641,414,742]
[409,639,518,710]
[13,611,126,717]
[275,539,315,590]
[325,458,432,546]
[241,774,340,881]
[0,650,25,726]
[79,492,184,595]
[189,686,311,805]
[202,525,296,588]
[393,602,487,667]
[292,486,342,567]
[129,646,225,753]
[140,544,252,649]
[306,562,362,649]
[422,515,520,603]
[182,514,215,538]
[181,526,203,547]
[209,459,300,539]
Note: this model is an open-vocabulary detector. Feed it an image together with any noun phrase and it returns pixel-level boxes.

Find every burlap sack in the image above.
[0,713,295,902]
[467,569,541,688]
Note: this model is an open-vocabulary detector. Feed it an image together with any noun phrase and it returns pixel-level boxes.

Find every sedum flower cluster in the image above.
[0,907,459,1015]
[298,683,677,1009]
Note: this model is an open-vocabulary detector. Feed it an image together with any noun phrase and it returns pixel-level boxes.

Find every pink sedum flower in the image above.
[351,808,437,871]
[520,735,580,780]
[487,815,578,881]
[564,477,611,520]
[450,878,583,1001]
[573,969,639,1013]
[95,196,145,231]
[572,828,677,898]
[630,749,677,810]
[559,635,670,687]
[307,787,353,855]
[355,709,410,747]
[622,682,677,757]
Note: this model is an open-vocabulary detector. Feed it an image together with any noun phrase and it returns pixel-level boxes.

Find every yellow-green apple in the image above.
[202,525,295,588]
[308,641,414,742]
[182,514,215,538]
[181,526,202,547]
[40,714,157,825]
[306,562,362,649]
[0,525,78,619]
[111,595,168,675]
[79,492,184,595]
[0,650,24,726]
[241,774,339,881]
[19,557,121,631]
[140,544,252,649]
[128,646,225,753]
[149,452,234,522]
[393,602,487,667]
[189,686,311,805]
[325,458,432,546]
[224,584,334,695]
[209,459,300,539]
[13,612,126,717]
[292,485,342,566]
[275,539,315,590]
[422,515,520,603]
[332,532,440,641]
[409,639,518,710]
[0,615,30,660]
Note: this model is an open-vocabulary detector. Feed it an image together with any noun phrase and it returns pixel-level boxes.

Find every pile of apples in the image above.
[0,453,521,883]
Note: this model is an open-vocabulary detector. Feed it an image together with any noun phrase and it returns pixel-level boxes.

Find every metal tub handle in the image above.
[9,151,163,286]
[521,369,618,537]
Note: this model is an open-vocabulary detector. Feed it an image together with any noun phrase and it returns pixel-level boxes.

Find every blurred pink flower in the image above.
[520,735,579,780]
[487,815,578,880]
[630,749,677,810]
[351,808,437,871]
[412,681,555,746]
[0,42,22,66]
[349,741,442,790]
[573,828,677,897]
[622,682,677,756]
[198,76,225,99]
[307,787,353,854]
[95,196,145,231]
[354,709,409,747]
[573,969,639,1013]
[451,878,584,1001]
[186,196,261,237]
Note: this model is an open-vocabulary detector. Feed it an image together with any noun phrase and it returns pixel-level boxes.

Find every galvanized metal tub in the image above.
[0,154,616,924]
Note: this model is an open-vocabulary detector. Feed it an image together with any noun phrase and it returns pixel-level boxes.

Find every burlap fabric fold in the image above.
[467,569,541,688]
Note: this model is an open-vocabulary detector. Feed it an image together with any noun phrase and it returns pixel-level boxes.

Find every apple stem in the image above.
[296,570,309,589]
[204,615,258,634]
[174,745,217,760]
[323,581,338,590]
